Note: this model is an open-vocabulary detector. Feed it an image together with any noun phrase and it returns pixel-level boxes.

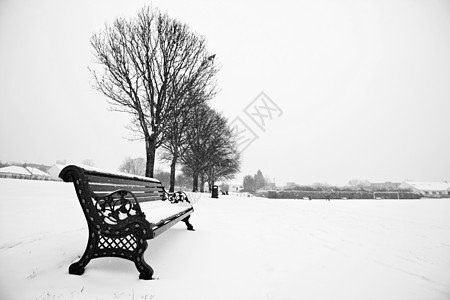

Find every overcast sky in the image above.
[1,0,449,186]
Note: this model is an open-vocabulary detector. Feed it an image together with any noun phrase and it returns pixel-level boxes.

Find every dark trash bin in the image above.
[211,185,219,198]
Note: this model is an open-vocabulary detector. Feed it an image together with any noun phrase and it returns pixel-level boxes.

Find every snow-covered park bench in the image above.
[59,164,194,280]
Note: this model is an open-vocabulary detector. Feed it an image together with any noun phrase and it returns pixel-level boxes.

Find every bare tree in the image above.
[175,172,192,190]
[254,170,266,190]
[159,92,197,192]
[180,104,241,191]
[205,150,240,191]
[160,88,216,191]
[90,6,218,177]
[203,121,240,190]
[179,104,211,191]
[243,175,255,192]
[119,157,146,176]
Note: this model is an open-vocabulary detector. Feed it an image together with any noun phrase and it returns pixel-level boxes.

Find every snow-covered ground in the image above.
[1,179,449,300]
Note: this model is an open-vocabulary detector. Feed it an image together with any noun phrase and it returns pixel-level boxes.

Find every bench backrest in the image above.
[60,164,165,201]
[59,165,166,231]
[85,172,165,202]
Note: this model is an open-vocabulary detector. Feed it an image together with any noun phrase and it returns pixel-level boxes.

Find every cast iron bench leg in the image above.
[69,229,97,276]
[134,239,154,280]
[182,215,195,231]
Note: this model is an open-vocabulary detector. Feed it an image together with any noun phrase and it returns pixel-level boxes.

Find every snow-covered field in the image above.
[1,179,449,300]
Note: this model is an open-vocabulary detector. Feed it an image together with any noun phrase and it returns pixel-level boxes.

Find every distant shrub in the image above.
[266,190,420,200]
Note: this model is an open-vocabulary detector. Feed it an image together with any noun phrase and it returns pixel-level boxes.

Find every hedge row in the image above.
[266,190,420,200]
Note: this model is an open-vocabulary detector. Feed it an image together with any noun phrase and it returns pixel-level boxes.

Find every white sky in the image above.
[1,0,449,186]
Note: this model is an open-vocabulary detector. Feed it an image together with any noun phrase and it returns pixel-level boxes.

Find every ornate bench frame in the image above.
[59,165,194,280]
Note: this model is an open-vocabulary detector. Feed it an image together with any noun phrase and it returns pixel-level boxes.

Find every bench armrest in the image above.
[94,189,146,226]
[162,189,191,204]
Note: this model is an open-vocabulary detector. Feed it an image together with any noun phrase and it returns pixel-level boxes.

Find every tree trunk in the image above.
[200,175,205,193]
[145,136,157,178]
[208,180,214,192]
[169,150,178,192]
[192,172,199,192]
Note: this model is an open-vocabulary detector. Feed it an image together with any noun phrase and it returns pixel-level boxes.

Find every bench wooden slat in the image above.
[87,175,161,187]
[91,192,163,201]
[130,195,163,203]
[88,184,164,193]
[90,192,163,202]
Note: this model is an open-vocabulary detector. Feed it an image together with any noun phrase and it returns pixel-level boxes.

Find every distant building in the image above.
[0,165,51,180]
[398,181,450,198]
[25,167,51,180]
[25,163,51,173]
[47,164,67,180]
[370,182,401,191]
[0,166,32,179]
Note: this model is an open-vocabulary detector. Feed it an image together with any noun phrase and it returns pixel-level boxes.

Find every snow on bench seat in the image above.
[141,200,192,225]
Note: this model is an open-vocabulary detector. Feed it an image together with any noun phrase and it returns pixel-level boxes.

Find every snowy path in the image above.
[0,179,449,299]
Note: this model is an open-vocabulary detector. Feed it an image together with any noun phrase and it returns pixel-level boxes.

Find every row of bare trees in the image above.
[92,6,240,191]
[165,103,240,192]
